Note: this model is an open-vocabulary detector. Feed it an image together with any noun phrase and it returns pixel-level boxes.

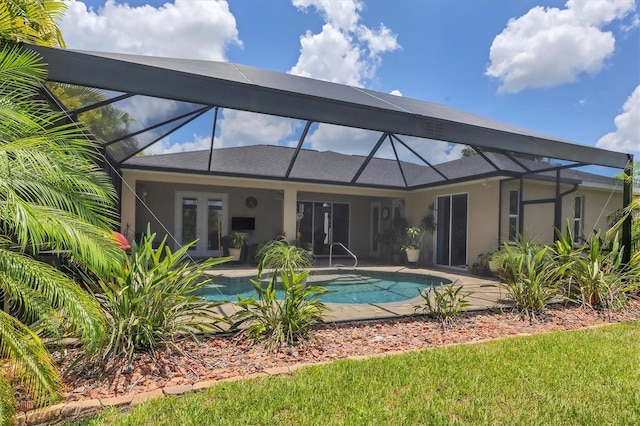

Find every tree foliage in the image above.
[0,43,122,422]
[0,0,66,47]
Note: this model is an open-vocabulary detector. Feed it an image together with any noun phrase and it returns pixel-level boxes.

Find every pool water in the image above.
[197,273,445,304]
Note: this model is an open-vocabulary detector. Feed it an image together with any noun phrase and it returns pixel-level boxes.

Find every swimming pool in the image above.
[197,272,450,304]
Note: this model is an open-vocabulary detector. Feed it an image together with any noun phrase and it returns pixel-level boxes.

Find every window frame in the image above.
[573,195,584,245]
[508,190,520,243]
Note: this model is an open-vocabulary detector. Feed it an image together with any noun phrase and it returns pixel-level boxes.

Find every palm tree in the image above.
[0,44,123,422]
[0,0,66,47]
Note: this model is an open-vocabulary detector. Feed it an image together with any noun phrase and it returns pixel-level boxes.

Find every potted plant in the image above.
[475,252,492,276]
[419,203,436,233]
[229,231,245,261]
[475,249,501,277]
[418,203,436,265]
[378,216,408,264]
[403,226,422,263]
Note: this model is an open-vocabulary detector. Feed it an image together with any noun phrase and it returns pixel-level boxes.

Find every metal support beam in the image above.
[498,179,503,247]
[117,107,212,164]
[68,93,135,116]
[351,132,389,184]
[285,121,313,178]
[554,169,562,238]
[104,106,211,147]
[389,136,408,188]
[622,158,634,265]
[504,152,532,173]
[518,177,524,236]
[392,135,448,180]
[470,146,502,172]
[521,162,586,176]
[207,107,219,172]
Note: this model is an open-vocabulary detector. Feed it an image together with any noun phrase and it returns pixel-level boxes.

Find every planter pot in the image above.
[488,260,498,272]
[229,247,242,261]
[405,249,420,263]
[476,266,492,277]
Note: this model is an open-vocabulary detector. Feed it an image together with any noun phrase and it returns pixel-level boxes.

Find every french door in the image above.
[435,193,468,267]
[175,191,228,257]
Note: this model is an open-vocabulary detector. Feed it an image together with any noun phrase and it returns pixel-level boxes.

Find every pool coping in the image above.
[208,265,503,323]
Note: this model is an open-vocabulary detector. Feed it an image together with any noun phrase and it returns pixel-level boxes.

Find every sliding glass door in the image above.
[436,194,468,267]
[297,201,350,255]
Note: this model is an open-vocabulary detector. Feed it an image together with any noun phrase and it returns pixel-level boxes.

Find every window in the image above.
[508,190,519,242]
[573,195,584,244]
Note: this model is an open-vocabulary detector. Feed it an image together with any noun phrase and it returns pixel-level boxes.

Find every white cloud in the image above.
[486,0,636,93]
[303,123,464,166]
[390,89,403,96]
[215,110,300,148]
[61,1,408,160]
[145,134,211,155]
[304,124,379,156]
[61,0,241,60]
[596,85,640,156]
[120,97,179,130]
[393,136,466,165]
[145,110,302,154]
[289,0,399,86]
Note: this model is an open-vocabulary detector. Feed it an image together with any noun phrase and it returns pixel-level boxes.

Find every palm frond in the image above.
[0,247,107,355]
[0,43,46,88]
[0,1,67,47]
[0,373,17,426]
[0,310,62,408]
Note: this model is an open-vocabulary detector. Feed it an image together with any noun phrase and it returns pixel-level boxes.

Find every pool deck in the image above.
[207,263,504,323]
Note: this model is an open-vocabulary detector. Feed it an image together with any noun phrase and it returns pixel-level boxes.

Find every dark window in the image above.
[508,190,519,242]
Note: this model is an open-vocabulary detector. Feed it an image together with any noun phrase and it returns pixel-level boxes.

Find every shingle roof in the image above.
[123,145,617,189]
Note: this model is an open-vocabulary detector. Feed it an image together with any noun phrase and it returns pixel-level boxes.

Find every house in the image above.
[29,44,635,270]
[122,146,625,269]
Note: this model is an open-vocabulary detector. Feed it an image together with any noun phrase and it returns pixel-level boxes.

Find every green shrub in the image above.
[257,237,314,275]
[232,267,328,351]
[91,229,232,365]
[550,221,584,300]
[496,239,559,319]
[415,280,472,328]
[567,232,639,314]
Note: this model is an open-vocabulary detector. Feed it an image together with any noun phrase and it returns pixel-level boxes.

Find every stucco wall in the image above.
[500,179,623,245]
[406,180,500,268]
[121,170,624,268]
[121,169,404,258]
[134,181,283,246]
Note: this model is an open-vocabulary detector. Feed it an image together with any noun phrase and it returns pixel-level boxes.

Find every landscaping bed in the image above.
[16,300,639,413]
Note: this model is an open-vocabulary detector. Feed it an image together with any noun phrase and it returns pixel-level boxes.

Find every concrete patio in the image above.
[207,263,504,323]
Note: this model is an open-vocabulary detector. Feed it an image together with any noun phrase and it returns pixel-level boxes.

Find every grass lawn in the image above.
[69,322,640,425]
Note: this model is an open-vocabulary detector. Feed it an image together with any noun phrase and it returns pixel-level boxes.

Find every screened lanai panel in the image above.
[297,123,388,157]
[105,111,210,163]
[97,95,208,139]
[46,82,128,111]
[213,109,309,150]
[120,108,311,172]
[32,45,630,170]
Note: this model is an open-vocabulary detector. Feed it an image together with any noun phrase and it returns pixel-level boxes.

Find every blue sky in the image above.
[59,0,639,171]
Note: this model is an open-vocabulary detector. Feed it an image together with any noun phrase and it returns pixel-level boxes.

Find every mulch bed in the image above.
[16,301,640,412]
